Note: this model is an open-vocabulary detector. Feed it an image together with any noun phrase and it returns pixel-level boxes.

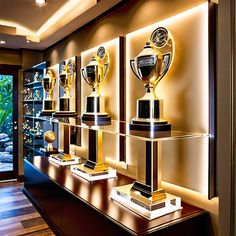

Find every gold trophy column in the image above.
[82,129,108,173]
[130,140,166,207]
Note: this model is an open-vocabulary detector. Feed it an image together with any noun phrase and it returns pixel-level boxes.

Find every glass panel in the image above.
[39,117,209,142]
[0,74,13,172]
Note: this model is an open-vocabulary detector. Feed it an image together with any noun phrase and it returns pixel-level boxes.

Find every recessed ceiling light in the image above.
[35,0,46,6]
[0,40,6,45]
[27,40,30,43]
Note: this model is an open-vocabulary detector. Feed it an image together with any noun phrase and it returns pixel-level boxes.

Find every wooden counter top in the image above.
[24,156,208,235]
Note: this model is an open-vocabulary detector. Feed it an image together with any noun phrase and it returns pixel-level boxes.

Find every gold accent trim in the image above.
[130,188,166,206]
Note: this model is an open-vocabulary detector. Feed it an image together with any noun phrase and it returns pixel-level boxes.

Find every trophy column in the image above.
[130,140,167,206]
[71,128,116,181]
[110,27,182,220]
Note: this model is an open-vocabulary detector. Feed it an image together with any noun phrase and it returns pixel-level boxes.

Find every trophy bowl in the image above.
[130,27,174,133]
[80,46,111,125]
[41,69,56,113]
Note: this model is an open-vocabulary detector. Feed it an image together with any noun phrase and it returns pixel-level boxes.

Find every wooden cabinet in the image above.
[23,156,212,236]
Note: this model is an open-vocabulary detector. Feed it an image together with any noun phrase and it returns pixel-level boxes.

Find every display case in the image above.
[24,116,208,212]
[22,62,60,157]
[23,116,210,235]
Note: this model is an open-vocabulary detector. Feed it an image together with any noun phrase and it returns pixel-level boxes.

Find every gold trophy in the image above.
[130,27,174,132]
[41,69,56,115]
[80,46,111,125]
[44,130,58,156]
[55,59,77,116]
[71,46,116,181]
[111,27,181,220]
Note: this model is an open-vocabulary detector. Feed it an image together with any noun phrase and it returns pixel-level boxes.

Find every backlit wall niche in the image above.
[80,37,122,162]
[125,3,209,195]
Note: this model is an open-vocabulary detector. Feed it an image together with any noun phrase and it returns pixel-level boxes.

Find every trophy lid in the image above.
[86,56,99,67]
[136,41,162,59]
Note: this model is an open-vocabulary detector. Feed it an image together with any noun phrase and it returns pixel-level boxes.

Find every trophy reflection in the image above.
[130,27,174,133]
[41,69,56,115]
[80,46,111,125]
[56,59,77,116]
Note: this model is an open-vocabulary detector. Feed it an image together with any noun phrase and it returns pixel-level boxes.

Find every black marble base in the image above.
[81,114,111,126]
[53,111,78,118]
[60,97,70,111]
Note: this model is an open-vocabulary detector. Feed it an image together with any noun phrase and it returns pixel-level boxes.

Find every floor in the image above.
[0,181,55,236]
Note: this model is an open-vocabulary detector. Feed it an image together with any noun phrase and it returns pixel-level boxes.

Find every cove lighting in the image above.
[35,0,46,6]
[0,40,6,44]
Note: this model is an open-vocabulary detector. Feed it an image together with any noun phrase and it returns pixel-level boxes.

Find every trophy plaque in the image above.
[110,27,181,220]
[41,69,56,115]
[54,59,77,117]
[129,26,174,133]
[71,46,116,181]
[80,46,111,125]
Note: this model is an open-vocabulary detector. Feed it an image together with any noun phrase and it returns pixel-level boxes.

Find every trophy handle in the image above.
[81,67,91,87]
[159,53,171,80]
[104,63,109,78]
[130,59,141,80]
[81,68,87,81]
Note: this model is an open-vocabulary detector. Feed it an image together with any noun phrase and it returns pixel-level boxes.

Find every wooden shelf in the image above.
[24,156,211,236]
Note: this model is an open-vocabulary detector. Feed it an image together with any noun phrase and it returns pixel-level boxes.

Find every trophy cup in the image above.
[111,27,181,220]
[71,46,116,181]
[54,59,77,117]
[129,27,174,133]
[80,46,111,125]
[41,69,56,115]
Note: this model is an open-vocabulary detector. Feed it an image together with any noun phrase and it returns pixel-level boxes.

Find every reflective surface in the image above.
[37,116,208,142]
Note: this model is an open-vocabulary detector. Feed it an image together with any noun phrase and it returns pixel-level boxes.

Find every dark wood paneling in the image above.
[208,1,217,199]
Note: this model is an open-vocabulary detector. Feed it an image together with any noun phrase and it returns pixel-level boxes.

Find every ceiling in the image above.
[0,0,124,50]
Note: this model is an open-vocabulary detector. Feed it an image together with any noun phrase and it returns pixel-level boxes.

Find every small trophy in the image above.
[44,130,56,152]
[34,121,43,136]
[80,46,111,125]
[34,72,41,82]
[34,90,41,101]
[130,27,174,132]
[55,59,77,116]
[41,69,56,115]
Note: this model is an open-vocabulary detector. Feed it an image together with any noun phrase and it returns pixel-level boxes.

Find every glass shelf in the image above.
[24,81,42,88]
[23,115,47,121]
[22,100,42,104]
[22,131,43,139]
[37,116,209,142]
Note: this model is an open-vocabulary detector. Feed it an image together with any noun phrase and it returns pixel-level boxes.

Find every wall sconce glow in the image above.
[126,2,209,194]
[35,0,46,6]
[0,40,6,44]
